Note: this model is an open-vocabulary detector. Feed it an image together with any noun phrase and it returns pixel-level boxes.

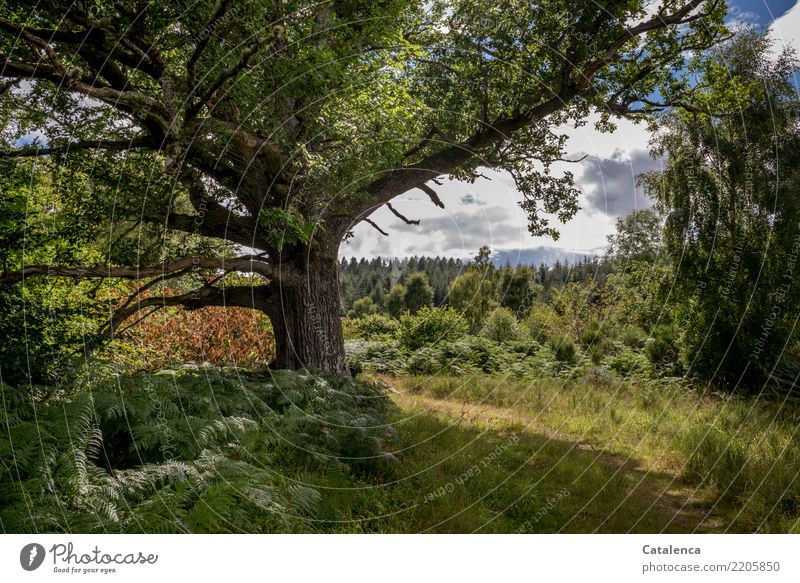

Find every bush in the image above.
[113,303,275,371]
[608,349,650,376]
[398,306,468,351]
[406,347,442,375]
[646,324,681,371]
[0,280,105,386]
[579,320,604,346]
[589,337,615,365]
[356,314,398,339]
[524,303,561,342]
[620,325,647,348]
[341,317,361,339]
[480,307,524,343]
[345,339,406,375]
[548,334,577,363]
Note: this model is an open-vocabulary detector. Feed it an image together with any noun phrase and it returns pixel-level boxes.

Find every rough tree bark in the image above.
[264,256,348,374]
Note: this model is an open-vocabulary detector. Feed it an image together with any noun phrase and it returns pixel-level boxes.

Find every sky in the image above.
[340,0,800,263]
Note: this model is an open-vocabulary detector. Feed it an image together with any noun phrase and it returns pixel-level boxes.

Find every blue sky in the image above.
[343,1,800,262]
[728,0,795,24]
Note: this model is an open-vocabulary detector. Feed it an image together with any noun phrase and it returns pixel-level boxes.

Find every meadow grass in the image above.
[340,373,800,533]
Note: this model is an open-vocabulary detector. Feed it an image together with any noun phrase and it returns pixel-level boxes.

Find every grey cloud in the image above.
[579,149,662,217]
[418,206,520,253]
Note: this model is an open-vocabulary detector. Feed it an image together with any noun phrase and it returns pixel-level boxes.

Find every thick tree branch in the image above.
[0,256,289,285]
[105,284,273,336]
[187,0,234,87]
[145,211,264,250]
[350,0,716,235]
[0,135,154,158]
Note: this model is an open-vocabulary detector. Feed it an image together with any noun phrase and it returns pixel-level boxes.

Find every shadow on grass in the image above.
[354,396,715,533]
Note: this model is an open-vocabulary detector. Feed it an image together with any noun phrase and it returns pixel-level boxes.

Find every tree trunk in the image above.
[262,256,349,376]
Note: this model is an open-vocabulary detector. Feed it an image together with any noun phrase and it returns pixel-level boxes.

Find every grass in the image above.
[4,368,797,533]
[341,373,799,533]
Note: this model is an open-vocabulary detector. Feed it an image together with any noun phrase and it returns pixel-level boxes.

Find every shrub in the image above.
[645,324,681,371]
[406,347,442,375]
[548,334,577,363]
[608,349,650,376]
[114,304,275,371]
[341,317,361,339]
[589,337,615,365]
[356,314,398,339]
[579,320,603,346]
[398,306,468,351]
[524,303,561,342]
[345,339,406,376]
[480,307,524,343]
[620,325,647,348]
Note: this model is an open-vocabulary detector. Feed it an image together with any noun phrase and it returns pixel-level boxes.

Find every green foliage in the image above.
[385,284,407,319]
[257,207,316,251]
[524,303,562,342]
[608,349,651,377]
[645,324,682,373]
[0,368,393,533]
[355,314,398,340]
[480,307,524,343]
[643,32,800,389]
[620,325,647,349]
[347,296,378,319]
[496,265,538,317]
[589,338,615,365]
[548,334,577,363]
[348,336,552,378]
[402,272,434,314]
[606,209,664,263]
[398,306,468,351]
[448,269,497,333]
[579,321,603,347]
[0,160,109,386]
[605,262,671,331]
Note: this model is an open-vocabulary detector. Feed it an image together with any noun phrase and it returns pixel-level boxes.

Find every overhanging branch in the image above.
[104,283,273,336]
[0,135,154,158]
[0,256,289,285]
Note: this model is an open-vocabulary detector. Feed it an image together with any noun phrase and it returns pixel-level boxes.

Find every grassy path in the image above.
[393,391,720,533]
[355,374,798,533]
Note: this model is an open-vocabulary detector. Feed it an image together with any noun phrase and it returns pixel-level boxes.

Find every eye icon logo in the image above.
[20,543,46,571]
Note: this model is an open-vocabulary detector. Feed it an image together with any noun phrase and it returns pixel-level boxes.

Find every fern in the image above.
[0,367,394,533]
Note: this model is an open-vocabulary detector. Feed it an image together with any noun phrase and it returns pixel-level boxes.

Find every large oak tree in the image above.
[0,0,727,374]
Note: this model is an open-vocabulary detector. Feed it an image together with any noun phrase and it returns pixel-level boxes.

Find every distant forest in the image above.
[338,253,613,312]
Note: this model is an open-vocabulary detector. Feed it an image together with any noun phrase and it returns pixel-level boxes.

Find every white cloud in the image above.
[769,2,800,55]
[340,112,654,260]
